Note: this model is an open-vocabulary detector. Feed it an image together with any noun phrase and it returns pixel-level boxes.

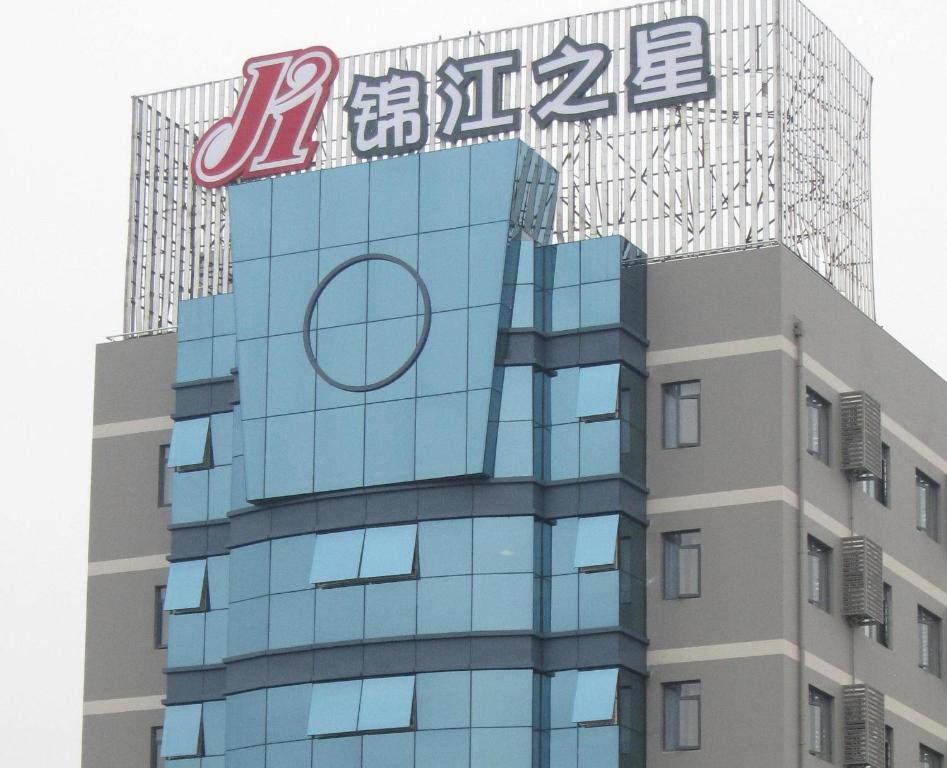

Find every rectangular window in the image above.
[663,680,700,750]
[576,364,620,421]
[158,444,173,507]
[806,389,830,464]
[884,725,893,768]
[154,585,169,649]
[916,471,940,541]
[663,381,700,448]
[921,745,944,768]
[571,668,619,726]
[167,417,212,471]
[573,515,619,571]
[161,704,202,758]
[864,583,892,647]
[308,676,415,737]
[310,525,419,586]
[808,686,833,761]
[664,531,700,599]
[858,442,889,505]
[150,726,164,768]
[918,606,942,677]
[163,560,207,612]
[807,537,831,612]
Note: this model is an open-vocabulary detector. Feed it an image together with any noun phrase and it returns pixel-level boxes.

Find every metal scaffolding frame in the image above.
[123,0,873,334]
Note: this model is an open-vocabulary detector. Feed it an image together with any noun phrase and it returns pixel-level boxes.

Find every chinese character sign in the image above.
[191,16,715,187]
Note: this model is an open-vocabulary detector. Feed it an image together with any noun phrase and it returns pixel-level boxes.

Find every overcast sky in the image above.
[0,1,944,764]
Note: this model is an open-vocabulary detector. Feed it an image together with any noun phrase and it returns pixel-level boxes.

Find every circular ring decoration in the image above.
[302,253,432,392]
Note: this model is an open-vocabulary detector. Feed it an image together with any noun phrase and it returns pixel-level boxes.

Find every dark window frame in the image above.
[806,388,831,465]
[150,725,163,768]
[662,380,701,449]
[662,680,701,751]
[154,585,168,650]
[865,583,892,648]
[158,444,172,508]
[807,536,831,612]
[884,725,893,768]
[808,685,833,761]
[920,744,944,768]
[858,442,889,506]
[918,605,942,677]
[663,530,701,600]
[916,470,940,542]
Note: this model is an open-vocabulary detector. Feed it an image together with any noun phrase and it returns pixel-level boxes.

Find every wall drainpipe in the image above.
[794,318,807,768]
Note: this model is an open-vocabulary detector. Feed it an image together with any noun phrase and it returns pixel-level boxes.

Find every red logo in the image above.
[192,47,339,188]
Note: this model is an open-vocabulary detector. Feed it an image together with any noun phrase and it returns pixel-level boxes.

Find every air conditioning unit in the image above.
[843,684,885,767]
[842,537,884,626]
[840,392,883,479]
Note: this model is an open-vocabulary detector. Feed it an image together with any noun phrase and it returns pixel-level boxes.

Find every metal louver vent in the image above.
[843,684,885,767]
[840,392,883,479]
[842,537,884,625]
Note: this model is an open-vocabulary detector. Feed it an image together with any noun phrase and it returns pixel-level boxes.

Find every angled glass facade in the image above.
[163,139,648,768]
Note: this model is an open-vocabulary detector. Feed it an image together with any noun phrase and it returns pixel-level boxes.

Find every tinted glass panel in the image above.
[573,516,619,570]
[572,668,618,724]
[308,680,362,736]
[357,676,416,732]
[360,525,418,579]
[311,529,365,585]
[576,364,620,420]
[168,417,211,469]
[164,560,207,612]
[473,517,534,574]
[161,704,202,757]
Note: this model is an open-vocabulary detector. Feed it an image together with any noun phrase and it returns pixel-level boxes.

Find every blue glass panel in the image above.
[549,669,578,728]
[231,404,244,456]
[265,411,315,497]
[206,556,228,609]
[549,286,580,332]
[314,247,367,329]
[574,515,619,569]
[580,281,619,328]
[416,311,467,397]
[365,580,417,638]
[227,596,268,656]
[226,746,265,768]
[550,517,578,575]
[207,465,231,520]
[365,317,418,403]
[548,242,580,288]
[168,417,210,469]
[471,670,533,727]
[314,585,364,643]
[269,590,315,649]
[202,700,225,756]
[308,679,362,736]
[416,671,471,729]
[494,421,533,478]
[311,529,364,584]
[416,729,470,768]
[578,571,619,629]
[232,259,270,341]
[580,237,621,283]
[470,140,518,224]
[579,421,620,477]
[266,333,316,416]
[419,145,470,232]
[419,228,469,313]
[266,683,313,744]
[203,610,227,664]
[499,367,533,421]
[363,732,415,768]
[228,179,271,263]
[312,735,361,767]
[171,469,208,523]
[516,238,534,283]
[576,365,620,420]
[226,689,267,749]
[369,154,419,241]
[578,725,618,768]
[548,368,579,424]
[269,252,319,336]
[230,455,249,510]
[313,323,367,410]
[415,393,467,479]
[466,388,492,474]
[367,236,419,324]
[266,740,312,768]
[472,574,534,631]
[357,675,415,731]
[364,400,415,486]
[236,339,267,420]
[270,534,316,594]
[511,284,533,328]
[548,424,579,481]
[468,222,510,306]
[572,668,618,723]
[242,418,265,500]
[473,517,534,573]
[178,297,214,341]
[229,542,270,602]
[360,524,417,579]
[210,413,233,465]
[314,405,365,492]
[549,574,579,632]
[467,305,501,390]
[549,729,578,768]
[167,613,204,667]
[418,519,471,577]
[272,170,320,255]
[212,334,236,378]
[213,293,235,334]
[470,727,532,768]
[319,163,369,248]
[161,703,202,757]
[201,756,224,768]
[417,576,472,634]
[165,559,207,611]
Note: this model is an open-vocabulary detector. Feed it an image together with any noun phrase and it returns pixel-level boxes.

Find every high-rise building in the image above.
[83,3,947,768]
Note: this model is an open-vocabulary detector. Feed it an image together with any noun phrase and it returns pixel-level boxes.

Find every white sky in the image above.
[0,1,944,764]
